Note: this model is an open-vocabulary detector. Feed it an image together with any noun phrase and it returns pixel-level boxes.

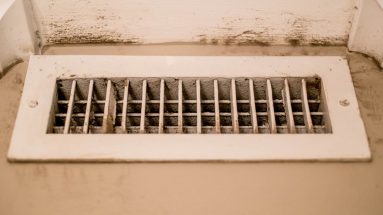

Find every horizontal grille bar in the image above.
[55,112,325,117]
[57,99,321,104]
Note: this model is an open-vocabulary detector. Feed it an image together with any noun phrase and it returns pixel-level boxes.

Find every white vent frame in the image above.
[8,55,370,161]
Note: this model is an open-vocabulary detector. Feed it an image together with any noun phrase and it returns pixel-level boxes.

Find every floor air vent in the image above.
[8,56,370,161]
[52,77,330,134]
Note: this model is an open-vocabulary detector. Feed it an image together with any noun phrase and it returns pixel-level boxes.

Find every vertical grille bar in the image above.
[121,79,129,132]
[301,79,314,133]
[196,80,202,134]
[266,79,277,133]
[102,80,116,133]
[214,80,221,133]
[63,80,77,134]
[158,79,165,133]
[249,79,258,133]
[282,79,296,133]
[140,80,147,133]
[177,80,183,133]
[83,80,94,134]
[231,79,239,133]
[48,85,59,133]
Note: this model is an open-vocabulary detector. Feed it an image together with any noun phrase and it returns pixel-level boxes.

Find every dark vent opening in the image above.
[50,77,331,134]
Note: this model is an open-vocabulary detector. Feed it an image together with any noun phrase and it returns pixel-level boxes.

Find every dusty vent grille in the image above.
[10,56,369,161]
[50,77,331,134]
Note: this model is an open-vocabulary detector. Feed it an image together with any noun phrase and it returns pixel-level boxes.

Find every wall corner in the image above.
[0,0,37,77]
[348,0,383,68]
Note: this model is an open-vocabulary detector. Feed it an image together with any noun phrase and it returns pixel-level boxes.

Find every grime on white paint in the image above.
[0,0,383,74]
[30,0,357,45]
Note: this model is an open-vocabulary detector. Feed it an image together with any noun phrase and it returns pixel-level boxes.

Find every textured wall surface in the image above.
[30,0,358,46]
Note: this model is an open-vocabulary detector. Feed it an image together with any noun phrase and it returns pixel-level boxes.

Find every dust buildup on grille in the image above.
[49,77,331,134]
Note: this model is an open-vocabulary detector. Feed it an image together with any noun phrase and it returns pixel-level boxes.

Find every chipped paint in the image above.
[30,0,358,46]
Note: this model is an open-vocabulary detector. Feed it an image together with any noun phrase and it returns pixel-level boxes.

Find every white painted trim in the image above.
[348,0,363,49]
[377,0,383,9]
[0,0,36,75]
[348,0,383,68]
[0,0,14,19]
[30,0,357,46]
[8,56,370,162]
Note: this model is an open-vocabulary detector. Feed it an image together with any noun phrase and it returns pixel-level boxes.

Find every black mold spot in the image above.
[285,17,308,46]
[285,34,305,46]
[218,30,272,46]
[238,39,270,46]
[47,32,140,44]
[242,30,253,34]
[287,38,301,46]
[48,35,140,44]
[211,39,219,45]
[45,22,141,45]
[224,38,235,45]
[197,34,208,44]
[310,39,332,46]
[309,35,348,46]
[199,37,208,44]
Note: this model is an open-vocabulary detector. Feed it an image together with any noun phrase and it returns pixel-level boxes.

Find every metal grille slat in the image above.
[139,80,147,134]
[196,80,202,134]
[102,80,116,133]
[63,80,77,134]
[213,80,221,133]
[177,80,183,133]
[249,79,258,133]
[121,79,129,132]
[301,79,314,133]
[266,79,277,133]
[83,80,94,134]
[55,111,325,118]
[282,79,296,133]
[158,79,165,134]
[231,79,240,134]
[57,99,321,105]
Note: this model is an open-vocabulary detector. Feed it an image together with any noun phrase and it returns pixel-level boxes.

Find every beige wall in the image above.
[1,45,383,215]
[0,0,383,213]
